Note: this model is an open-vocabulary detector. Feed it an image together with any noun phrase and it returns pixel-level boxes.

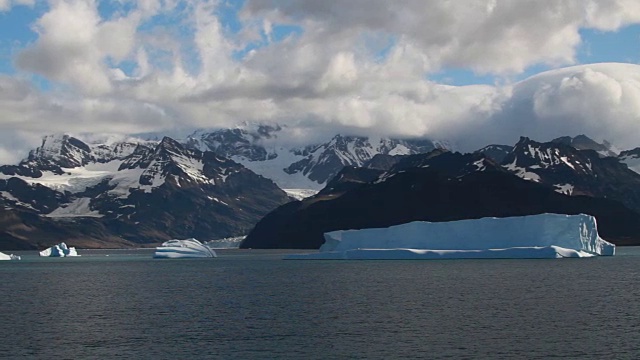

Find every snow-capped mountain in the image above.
[242,146,640,249]
[6,128,639,250]
[551,135,619,158]
[477,135,618,168]
[284,135,440,185]
[0,134,290,249]
[500,136,640,214]
[184,125,446,190]
[475,144,513,163]
[619,147,640,174]
[185,124,281,162]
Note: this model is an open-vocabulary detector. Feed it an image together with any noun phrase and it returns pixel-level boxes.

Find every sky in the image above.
[2,0,640,163]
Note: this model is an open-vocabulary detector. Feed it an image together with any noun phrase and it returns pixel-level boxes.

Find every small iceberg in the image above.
[154,238,217,258]
[0,251,20,260]
[205,236,245,249]
[39,242,79,257]
[285,213,615,260]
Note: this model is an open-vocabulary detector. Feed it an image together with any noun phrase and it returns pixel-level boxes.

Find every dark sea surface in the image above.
[1,247,640,359]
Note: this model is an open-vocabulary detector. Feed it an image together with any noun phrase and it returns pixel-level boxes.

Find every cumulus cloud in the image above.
[16,0,142,95]
[2,0,640,160]
[242,0,640,74]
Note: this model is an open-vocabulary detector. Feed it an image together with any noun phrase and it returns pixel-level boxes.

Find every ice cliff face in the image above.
[315,214,614,257]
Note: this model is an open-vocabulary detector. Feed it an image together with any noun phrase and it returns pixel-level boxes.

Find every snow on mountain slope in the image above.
[231,145,321,190]
[619,148,640,174]
[475,144,513,163]
[283,189,319,200]
[0,160,124,193]
[283,135,440,186]
[46,198,102,218]
[552,135,619,158]
[501,136,595,188]
[500,136,640,213]
[185,125,444,189]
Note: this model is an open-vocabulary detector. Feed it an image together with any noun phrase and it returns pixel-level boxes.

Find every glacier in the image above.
[154,238,217,258]
[0,251,20,260]
[39,242,79,257]
[285,214,615,260]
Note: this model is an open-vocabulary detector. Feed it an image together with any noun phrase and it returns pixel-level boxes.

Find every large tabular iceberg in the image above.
[154,238,217,258]
[285,214,615,260]
[0,251,20,260]
[39,242,79,257]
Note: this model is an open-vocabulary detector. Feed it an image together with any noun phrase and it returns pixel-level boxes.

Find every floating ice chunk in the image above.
[39,242,79,257]
[0,251,20,260]
[154,238,217,258]
[205,236,245,249]
[285,214,615,260]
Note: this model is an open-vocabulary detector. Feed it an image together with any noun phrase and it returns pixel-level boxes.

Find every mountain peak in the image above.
[158,136,182,150]
[23,134,93,171]
[551,134,618,157]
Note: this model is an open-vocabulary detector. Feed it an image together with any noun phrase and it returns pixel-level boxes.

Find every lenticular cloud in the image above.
[446,63,640,152]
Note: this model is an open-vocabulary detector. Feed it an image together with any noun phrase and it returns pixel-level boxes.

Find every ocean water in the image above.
[1,247,640,359]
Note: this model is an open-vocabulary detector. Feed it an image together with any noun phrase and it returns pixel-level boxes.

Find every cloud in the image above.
[2,0,640,160]
[16,0,142,95]
[462,63,640,151]
[0,0,34,12]
[242,0,640,75]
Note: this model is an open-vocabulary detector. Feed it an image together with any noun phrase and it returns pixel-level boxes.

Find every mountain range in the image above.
[2,124,640,250]
[242,134,640,249]
[0,125,444,249]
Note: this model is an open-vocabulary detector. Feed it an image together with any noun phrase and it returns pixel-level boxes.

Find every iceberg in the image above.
[205,236,245,249]
[285,214,615,260]
[154,238,217,258]
[0,251,20,260]
[39,242,79,257]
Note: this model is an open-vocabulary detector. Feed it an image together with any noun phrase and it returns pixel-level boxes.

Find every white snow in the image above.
[0,191,38,211]
[554,183,574,195]
[0,252,20,260]
[388,144,411,156]
[504,158,542,182]
[46,198,103,218]
[108,167,146,197]
[284,189,318,200]
[39,242,79,257]
[285,214,615,260]
[0,160,124,193]
[232,149,323,190]
[620,153,640,175]
[208,196,229,206]
[153,238,217,258]
[560,156,576,170]
[472,159,486,171]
